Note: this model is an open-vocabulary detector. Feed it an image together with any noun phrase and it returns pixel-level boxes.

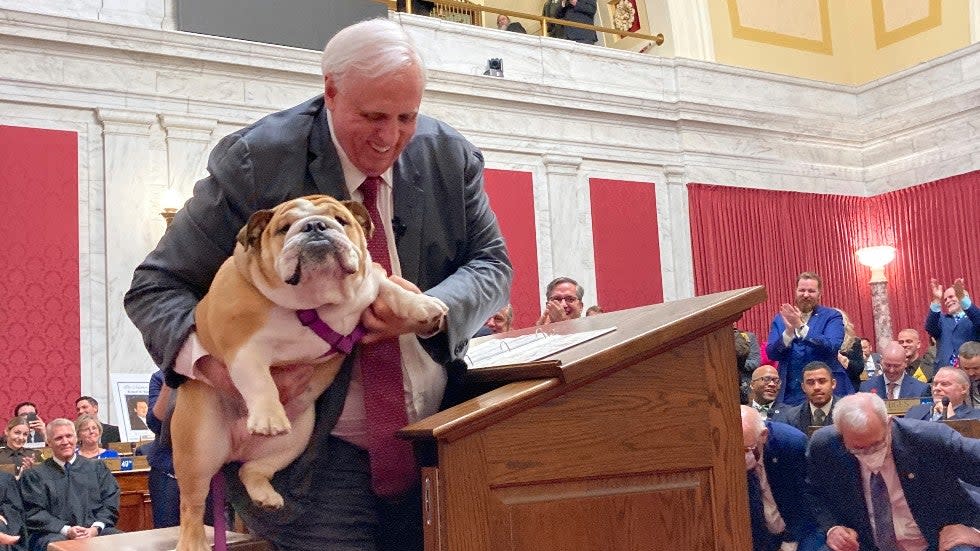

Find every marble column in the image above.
[541,154,597,306]
[97,108,163,384]
[159,115,217,202]
[869,281,893,348]
[663,165,694,301]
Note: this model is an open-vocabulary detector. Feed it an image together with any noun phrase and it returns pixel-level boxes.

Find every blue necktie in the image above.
[870,471,899,551]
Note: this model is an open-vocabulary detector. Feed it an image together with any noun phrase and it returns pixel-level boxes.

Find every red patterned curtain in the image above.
[689,171,980,348]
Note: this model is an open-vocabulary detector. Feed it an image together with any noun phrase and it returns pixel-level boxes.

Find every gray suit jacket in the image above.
[125,96,512,392]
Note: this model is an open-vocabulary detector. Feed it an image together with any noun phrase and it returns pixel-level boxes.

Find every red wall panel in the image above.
[483,169,539,330]
[590,178,663,311]
[0,125,80,420]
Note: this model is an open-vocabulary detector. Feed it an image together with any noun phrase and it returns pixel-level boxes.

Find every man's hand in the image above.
[67,526,95,539]
[930,278,944,302]
[0,533,20,545]
[938,524,980,551]
[779,303,803,331]
[953,278,967,301]
[27,415,44,434]
[826,525,859,551]
[361,275,431,344]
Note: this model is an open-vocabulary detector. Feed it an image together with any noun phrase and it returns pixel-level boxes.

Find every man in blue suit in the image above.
[741,406,823,551]
[124,19,512,551]
[905,367,980,421]
[859,341,931,400]
[767,272,852,405]
[926,278,980,369]
[806,393,980,551]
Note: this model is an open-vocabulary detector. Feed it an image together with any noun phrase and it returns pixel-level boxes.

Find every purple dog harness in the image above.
[210,309,366,551]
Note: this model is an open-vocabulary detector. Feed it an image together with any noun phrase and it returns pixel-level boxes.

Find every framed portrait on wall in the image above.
[110,373,154,443]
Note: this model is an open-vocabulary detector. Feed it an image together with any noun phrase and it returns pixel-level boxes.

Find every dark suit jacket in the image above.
[904,401,980,421]
[806,418,980,550]
[100,424,121,447]
[859,374,931,399]
[556,0,597,43]
[766,305,851,405]
[772,400,834,435]
[750,422,823,551]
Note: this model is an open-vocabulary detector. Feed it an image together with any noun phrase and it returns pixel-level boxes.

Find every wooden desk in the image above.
[47,526,269,551]
[112,468,152,532]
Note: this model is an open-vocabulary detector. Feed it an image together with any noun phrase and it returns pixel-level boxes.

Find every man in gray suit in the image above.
[124,18,512,551]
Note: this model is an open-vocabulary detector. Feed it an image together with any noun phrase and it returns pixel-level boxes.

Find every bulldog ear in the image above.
[237,209,275,250]
[342,201,374,240]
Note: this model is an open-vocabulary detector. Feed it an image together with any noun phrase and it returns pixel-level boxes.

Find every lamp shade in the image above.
[856,246,896,269]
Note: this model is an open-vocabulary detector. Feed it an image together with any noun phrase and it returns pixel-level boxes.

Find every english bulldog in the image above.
[171,194,447,551]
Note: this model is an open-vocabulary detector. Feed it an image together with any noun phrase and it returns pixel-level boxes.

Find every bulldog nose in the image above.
[303,220,328,233]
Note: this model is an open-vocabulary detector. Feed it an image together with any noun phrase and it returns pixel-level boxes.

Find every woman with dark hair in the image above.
[0,418,39,479]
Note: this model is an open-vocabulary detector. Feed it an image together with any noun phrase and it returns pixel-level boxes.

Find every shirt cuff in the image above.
[962,294,973,310]
[796,324,810,339]
[782,331,794,347]
[60,526,70,537]
[91,522,105,533]
[930,302,941,313]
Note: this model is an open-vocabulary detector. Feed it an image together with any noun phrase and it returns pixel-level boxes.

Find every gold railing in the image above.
[382,0,665,48]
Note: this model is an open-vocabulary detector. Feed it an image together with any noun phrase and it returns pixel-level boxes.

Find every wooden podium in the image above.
[401,287,766,551]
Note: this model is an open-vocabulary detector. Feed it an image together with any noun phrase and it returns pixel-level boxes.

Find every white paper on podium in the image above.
[465,327,617,370]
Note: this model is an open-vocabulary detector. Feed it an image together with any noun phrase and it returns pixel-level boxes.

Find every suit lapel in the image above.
[391,155,424,284]
[307,103,350,200]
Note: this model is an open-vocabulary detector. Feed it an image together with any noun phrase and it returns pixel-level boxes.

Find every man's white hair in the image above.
[832,393,887,433]
[321,18,427,91]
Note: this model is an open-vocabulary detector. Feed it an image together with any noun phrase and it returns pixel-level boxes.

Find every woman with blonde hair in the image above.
[0,417,39,478]
[74,415,120,460]
[836,309,865,392]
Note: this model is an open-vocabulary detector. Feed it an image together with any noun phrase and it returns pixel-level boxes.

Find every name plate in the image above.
[885,398,922,416]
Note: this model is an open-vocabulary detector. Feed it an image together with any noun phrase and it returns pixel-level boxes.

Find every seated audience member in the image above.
[736,327,762,402]
[860,337,881,379]
[806,392,980,551]
[748,366,783,419]
[0,470,23,548]
[10,405,43,450]
[585,305,603,316]
[904,367,980,421]
[921,337,938,376]
[859,341,931,400]
[73,397,120,447]
[926,277,980,370]
[897,328,931,382]
[959,341,980,407]
[73,416,119,460]
[773,361,837,433]
[20,419,121,551]
[484,304,514,335]
[496,14,527,33]
[0,418,39,479]
[836,311,865,392]
[741,406,823,551]
[536,276,585,325]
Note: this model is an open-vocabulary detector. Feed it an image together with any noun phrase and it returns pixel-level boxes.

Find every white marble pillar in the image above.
[541,154,597,306]
[97,109,164,387]
[662,0,715,61]
[663,165,695,300]
[159,115,217,203]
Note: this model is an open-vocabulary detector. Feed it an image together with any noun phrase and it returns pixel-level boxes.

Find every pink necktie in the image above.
[887,382,897,400]
[358,177,416,497]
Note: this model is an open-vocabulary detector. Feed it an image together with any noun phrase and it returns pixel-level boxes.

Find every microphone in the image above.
[392,216,407,239]
[939,397,950,420]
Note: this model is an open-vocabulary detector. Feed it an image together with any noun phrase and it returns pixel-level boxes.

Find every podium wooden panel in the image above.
[402,287,766,551]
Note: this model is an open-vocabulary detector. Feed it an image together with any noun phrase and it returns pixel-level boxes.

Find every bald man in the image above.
[748,366,783,419]
[858,341,930,400]
[740,406,822,551]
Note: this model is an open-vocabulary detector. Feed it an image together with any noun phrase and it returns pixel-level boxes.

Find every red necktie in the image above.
[358,176,416,497]
[886,382,897,400]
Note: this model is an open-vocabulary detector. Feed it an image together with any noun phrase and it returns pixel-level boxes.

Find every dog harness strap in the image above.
[296,309,366,355]
[211,471,227,551]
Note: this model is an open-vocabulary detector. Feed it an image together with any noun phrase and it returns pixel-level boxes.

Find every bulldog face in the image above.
[234,195,373,309]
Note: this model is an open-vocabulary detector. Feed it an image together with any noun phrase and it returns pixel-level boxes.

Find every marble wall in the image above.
[0,6,977,421]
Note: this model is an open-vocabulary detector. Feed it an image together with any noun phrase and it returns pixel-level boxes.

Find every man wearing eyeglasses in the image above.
[806,393,980,551]
[859,342,931,400]
[741,406,823,551]
[749,366,783,419]
[535,276,585,326]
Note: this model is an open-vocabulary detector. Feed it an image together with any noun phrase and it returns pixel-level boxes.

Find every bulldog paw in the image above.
[250,487,285,510]
[246,407,292,436]
[402,295,449,325]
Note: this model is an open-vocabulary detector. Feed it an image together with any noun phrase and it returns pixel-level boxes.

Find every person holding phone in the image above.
[11,404,44,450]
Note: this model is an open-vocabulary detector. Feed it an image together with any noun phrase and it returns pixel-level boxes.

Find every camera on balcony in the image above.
[484,58,503,78]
